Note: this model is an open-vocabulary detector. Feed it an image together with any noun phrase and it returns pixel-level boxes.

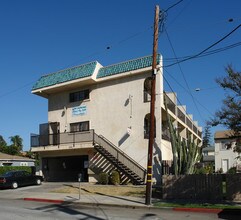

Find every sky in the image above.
[0,0,241,151]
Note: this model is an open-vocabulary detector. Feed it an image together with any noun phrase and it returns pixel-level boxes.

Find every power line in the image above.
[164,0,185,13]
[164,68,215,118]
[163,41,241,62]
[164,23,241,68]
[164,26,206,123]
[162,73,198,124]
[0,81,35,98]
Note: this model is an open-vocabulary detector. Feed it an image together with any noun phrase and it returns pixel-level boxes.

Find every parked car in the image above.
[0,170,43,189]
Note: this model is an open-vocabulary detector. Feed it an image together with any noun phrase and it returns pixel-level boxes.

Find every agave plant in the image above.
[164,93,201,176]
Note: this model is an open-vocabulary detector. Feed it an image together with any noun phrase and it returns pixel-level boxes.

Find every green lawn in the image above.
[153,202,241,210]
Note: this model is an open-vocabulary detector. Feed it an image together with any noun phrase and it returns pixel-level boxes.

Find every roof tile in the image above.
[32,61,98,90]
[97,55,160,78]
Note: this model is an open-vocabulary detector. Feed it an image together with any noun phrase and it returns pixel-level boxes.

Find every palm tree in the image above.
[9,135,23,152]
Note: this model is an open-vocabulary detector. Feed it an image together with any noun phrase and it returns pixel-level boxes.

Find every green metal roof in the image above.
[32,61,98,90]
[97,55,160,78]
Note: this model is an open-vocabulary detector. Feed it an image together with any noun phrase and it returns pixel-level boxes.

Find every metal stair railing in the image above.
[93,133,146,182]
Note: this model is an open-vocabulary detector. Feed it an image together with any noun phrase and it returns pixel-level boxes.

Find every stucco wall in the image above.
[47,67,168,170]
[215,140,239,172]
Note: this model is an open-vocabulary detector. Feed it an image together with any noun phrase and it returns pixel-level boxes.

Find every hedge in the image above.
[98,172,109,184]
[0,166,32,175]
[109,170,120,185]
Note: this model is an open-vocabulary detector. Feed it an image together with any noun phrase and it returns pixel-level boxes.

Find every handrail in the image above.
[98,135,146,172]
[31,129,146,181]
[31,130,94,147]
[93,133,146,180]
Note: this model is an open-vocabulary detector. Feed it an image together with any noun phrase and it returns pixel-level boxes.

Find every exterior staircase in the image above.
[93,133,146,185]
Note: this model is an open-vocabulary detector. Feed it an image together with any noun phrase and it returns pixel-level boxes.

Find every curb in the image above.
[23,197,148,209]
[23,198,64,204]
[23,197,155,210]
[22,197,241,214]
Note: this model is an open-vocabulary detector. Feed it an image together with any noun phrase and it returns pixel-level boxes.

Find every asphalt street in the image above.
[0,183,240,219]
[0,199,221,220]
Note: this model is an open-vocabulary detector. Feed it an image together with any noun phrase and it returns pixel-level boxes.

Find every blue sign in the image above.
[72,105,87,116]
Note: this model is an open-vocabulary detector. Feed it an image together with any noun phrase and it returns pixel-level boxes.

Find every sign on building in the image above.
[72,105,87,116]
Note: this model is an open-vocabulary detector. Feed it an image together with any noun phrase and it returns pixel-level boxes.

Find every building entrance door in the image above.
[222,159,229,173]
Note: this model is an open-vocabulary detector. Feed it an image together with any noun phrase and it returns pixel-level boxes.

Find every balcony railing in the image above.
[177,108,185,123]
[31,130,95,147]
[164,93,176,115]
[162,128,171,141]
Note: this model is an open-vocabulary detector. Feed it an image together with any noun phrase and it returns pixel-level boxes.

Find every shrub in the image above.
[195,163,214,174]
[0,166,32,175]
[216,168,223,174]
[194,167,207,174]
[98,172,109,185]
[109,170,120,185]
[227,167,236,174]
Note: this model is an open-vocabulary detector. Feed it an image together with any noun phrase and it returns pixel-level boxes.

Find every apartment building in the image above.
[31,55,202,184]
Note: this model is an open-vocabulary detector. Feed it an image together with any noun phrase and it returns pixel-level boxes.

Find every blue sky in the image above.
[0,0,240,150]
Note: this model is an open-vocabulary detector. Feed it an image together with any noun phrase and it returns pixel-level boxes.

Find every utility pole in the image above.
[145,5,159,206]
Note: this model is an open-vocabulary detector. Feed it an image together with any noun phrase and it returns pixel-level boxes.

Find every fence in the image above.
[162,174,241,201]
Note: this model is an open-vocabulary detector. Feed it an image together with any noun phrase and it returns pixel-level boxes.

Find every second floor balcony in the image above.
[31,130,95,151]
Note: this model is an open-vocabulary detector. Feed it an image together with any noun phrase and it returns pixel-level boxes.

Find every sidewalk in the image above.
[0,183,151,208]
[0,182,240,213]
[23,192,149,208]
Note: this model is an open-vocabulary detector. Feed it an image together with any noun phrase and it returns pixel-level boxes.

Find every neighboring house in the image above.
[30,55,202,184]
[201,146,215,171]
[215,130,241,173]
[202,146,215,163]
[0,152,35,167]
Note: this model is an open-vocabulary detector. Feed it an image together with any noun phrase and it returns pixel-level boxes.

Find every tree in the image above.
[202,123,212,148]
[0,135,7,153]
[0,135,7,147]
[211,65,241,154]
[9,135,23,153]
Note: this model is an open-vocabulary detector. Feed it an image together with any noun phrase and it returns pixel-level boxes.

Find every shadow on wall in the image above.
[153,142,162,185]
[118,132,130,147]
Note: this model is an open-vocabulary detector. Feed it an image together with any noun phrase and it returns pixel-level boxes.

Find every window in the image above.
[144,77,152,102]
[70,121,89,132]
[203,151,208,156]
[69,89,89,103]
[220,141,232,150]
[144,114,156,139]
[2,163,12,166]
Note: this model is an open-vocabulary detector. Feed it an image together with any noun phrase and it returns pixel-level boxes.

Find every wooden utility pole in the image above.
[145,5,159,206]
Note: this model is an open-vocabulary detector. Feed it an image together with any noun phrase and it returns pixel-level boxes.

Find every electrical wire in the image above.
[162,73,198,124]
[164,26,206,123]
[164,23,241,68]
[0,81,35,98]
[1,4,240,102]
[164,68,215,118]
[164,0,185,13]
[163,41,241,62]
